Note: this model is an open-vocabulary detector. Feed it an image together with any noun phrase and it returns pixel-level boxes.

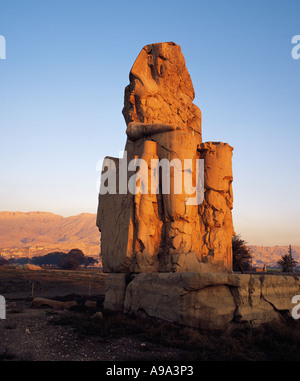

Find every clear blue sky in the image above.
[0,0,299,245]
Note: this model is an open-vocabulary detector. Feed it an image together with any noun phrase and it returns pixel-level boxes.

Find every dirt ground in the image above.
[0,305,189,361]
[2,266,300,363]
[0,266,191,361]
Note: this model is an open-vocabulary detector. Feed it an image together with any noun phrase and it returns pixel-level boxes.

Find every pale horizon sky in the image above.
[1,0,300,246]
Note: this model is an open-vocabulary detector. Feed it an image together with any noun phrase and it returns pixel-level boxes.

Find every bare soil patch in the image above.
[0,267,190,361]
[2,266,300,361]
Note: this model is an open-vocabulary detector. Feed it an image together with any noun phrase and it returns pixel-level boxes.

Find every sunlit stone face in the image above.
[200,142,234,193]
[122,42,201,136]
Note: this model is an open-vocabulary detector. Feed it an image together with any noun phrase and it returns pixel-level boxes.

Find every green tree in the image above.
[232,234,253,273]
[31,252,66,267]
[67,249,85,261]
[30,249,98,269]
[59,255,80,270]
[85,256,98,267]
[277,245,298,273]
[0,256,9,266]
[58,249,85,270]
[15,257,31,265]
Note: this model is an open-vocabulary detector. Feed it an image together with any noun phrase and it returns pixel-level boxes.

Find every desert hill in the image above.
[250,245,300,268]
[0,211,298,267]
[0,212,100,258]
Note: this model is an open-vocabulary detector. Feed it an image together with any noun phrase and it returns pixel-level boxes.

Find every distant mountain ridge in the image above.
[250,245,300,267]
[0,211,100,257]
[0,211,298,266]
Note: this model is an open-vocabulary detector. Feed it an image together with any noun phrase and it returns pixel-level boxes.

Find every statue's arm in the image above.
[126,122,181,141]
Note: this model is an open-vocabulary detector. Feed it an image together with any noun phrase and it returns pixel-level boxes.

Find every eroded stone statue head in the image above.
[122,42,202,137]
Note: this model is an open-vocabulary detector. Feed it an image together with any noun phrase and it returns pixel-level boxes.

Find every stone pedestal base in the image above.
[104,272,300,330]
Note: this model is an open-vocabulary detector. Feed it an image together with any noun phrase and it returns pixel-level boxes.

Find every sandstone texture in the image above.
[31,297,77,310]
[198,142,234,270]
[96,43,297,331]
[104,273,128,311]
[104,273,300,330]
[97,42,234,274]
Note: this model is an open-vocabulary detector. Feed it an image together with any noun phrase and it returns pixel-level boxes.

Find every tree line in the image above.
[232,236,298,273]
[0,248,98,270]
[0,239,297,273]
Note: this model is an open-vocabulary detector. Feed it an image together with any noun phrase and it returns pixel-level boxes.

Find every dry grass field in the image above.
[2,266,300,362]
[0,266,106,299]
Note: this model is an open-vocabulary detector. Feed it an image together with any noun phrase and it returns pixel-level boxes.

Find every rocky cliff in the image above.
[250,246,300,267]
[0,212,100,257]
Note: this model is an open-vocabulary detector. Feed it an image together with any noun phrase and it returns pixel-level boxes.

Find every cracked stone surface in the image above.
[96,43,298,331]
[97,42,234,274]
[104,273,300,330]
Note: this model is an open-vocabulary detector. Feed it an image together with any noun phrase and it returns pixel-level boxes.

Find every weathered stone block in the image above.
[97,42,234,274]
[104,273,128,311]
[103,273,300,330]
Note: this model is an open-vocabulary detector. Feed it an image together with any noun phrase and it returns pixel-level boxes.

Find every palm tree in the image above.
[232,234,253,273]
[277,245,298,273]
